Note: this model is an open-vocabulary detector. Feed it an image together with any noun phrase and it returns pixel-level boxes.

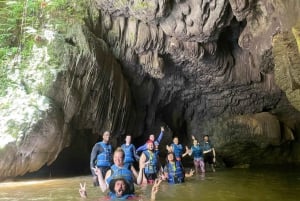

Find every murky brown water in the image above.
[0,168,300,201]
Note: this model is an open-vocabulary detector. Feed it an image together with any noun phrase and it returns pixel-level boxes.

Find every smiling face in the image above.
[113,148,125,167]
[147,141,154,151]
[102,131,111,143]
[167,152,175,162]
[114,180,127,197]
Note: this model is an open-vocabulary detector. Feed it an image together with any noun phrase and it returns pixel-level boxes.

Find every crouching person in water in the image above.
[80,147,162,200]
[162,152,194,184]
[79,178,162,200]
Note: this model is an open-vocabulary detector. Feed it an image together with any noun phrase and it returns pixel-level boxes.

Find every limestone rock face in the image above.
[199,112,282,166]
[0,25,134,179]
[273,24,300,111]
[0,108,67,179]
[160,0,232,42]
[2,0,300,180]
[90,0,300,167]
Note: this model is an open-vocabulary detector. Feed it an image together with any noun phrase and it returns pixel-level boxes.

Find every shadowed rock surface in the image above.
[1,0,300,180]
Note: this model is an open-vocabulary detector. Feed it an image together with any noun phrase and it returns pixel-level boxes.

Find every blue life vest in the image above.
[166,161,185,184]
[96,142,112,167]
[202,141,213,152]
[191,145,203,159]
[143,150,158,174]
[172,144,183,159]
[121,144,135,164]
[108,192,135,200]
[106,164,134,185]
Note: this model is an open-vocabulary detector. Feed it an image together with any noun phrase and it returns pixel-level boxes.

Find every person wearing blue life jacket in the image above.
[185,137,205,174]
[121,135,140,178]
[80,147,163,200]
[79,177,162,200]
[166,137,184,161]
[163,152,194,184]
[90,131,113,186]
[139,140,161,184]
[202,135,216,172]
[136,127,165,153]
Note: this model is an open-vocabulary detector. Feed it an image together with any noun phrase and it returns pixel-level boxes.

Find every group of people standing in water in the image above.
[79,126,216,200]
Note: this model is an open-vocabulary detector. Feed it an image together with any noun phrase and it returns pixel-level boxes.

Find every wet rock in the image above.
[273,23,300,111]
[2,0,300,179]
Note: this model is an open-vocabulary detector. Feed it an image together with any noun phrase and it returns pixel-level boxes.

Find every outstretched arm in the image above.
[136,143,147,153]
[182,146,191,157]
[137,153,147,185]
[156,127,165,143]
[92,167,109,192]
[185,169,195,178]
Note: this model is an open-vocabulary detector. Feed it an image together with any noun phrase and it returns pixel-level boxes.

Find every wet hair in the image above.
[109,177,134,194]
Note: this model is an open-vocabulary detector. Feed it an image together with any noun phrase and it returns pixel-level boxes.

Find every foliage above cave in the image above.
[0,0,87,148]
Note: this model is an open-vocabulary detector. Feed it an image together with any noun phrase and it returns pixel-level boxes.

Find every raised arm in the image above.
[137,153,147,185]
[166,145,172,153]
[182,146,191,157]
[156,127,165,143]
[93,167,110,192]
[151,178,162,201]
[79,182,87,198]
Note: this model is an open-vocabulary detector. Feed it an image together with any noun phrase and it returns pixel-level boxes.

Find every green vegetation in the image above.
[131,0,155,11]
[0,0,88,148]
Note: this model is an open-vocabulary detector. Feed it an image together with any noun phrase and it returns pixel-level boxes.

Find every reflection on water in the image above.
[1,168,300,201]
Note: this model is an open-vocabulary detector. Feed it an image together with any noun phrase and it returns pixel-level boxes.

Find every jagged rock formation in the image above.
[0,25,133,179]
[273,23,300,112]
[1,0,300,180]
[0,108,67,179]
[89,0,300,167]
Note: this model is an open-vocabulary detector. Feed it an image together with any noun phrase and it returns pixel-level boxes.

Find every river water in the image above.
[1,167,300,201]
